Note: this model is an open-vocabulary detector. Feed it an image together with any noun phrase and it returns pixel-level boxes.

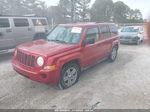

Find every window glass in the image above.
[86,27,100,41]
[47,26,83,44]
[110,25,118,36]
[100,26,111,38]
[14,18,29,27]
[121,27,139,32]
[39,19,47,25]
[32,19,48,26]
[0,18,10,28]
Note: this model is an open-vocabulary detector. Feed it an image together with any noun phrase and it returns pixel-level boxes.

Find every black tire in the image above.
[109,46,118,62]
[58,63,80,89]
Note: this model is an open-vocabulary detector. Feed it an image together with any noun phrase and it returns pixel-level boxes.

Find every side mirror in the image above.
[84,38,95,45]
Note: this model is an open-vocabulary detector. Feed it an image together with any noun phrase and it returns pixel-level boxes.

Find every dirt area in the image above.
[0,43,150,109]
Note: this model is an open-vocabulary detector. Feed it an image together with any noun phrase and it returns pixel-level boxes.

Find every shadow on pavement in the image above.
[0,51,14,63]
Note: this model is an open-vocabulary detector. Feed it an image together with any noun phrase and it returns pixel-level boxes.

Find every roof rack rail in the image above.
[0,14,45,17]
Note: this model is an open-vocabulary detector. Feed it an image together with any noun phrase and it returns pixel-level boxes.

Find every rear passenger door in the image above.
[0,18,15,50]
[99,25,112,56]
[12,18,33,46]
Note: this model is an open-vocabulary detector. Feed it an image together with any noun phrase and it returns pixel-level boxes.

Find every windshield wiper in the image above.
[55,40,67,44]
[48,39,68,44]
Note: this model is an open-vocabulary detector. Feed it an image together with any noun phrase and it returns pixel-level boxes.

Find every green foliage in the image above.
[127,9,143,23]
[58,0,92,22]
[91,0,143,23]
[0,0,143,24]
[91,0,114,22]
[76,0,91,21]
[0,0,47,16]
[113,1,130,23]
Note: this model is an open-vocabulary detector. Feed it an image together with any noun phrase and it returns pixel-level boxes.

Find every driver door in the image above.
[82,27,101,67]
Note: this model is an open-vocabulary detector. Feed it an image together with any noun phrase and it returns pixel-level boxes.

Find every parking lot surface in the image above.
[0,43,150,109]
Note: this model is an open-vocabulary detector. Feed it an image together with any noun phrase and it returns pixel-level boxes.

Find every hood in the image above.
[17,40,78,57]
[119,32,138,37]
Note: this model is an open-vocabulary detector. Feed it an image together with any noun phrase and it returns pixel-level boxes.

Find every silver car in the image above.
[0,15,49,50]
[119,26,145,45]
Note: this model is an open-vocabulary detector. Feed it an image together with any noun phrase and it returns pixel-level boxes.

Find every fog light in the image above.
[44,65,56,70]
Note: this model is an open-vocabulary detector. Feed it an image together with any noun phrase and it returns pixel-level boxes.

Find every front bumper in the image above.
[12,57,60,85]
[120,39,138,44]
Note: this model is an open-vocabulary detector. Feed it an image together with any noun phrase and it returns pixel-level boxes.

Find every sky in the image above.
[42,0,150,19]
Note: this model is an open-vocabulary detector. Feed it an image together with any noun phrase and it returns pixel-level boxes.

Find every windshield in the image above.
[47,26,83,44]
[121,27,139,32]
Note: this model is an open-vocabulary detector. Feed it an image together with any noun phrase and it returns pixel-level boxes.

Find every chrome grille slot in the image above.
[17,50,35,67]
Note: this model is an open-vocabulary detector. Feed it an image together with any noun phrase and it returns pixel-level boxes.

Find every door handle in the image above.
[6,29,12,32]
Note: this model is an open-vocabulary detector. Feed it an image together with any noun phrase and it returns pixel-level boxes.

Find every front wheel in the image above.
[109,46,118,62]
[58,63,80,89]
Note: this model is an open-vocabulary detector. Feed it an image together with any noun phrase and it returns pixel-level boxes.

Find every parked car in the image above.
[12,23,119,89]
[119,26,145,45]
[0,15,49,50]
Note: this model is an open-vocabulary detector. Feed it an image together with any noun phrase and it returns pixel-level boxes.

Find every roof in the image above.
[0,15,46,18]
[59,22,116,27]
[123,26,142,28]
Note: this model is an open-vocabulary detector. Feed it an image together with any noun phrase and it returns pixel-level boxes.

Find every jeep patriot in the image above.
[12,23,119,89]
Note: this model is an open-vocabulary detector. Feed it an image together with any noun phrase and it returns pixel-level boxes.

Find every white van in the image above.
[0,15,49,50]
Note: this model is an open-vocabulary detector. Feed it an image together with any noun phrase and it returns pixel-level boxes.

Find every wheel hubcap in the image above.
[111,48,117,60]
[64,67,78,87]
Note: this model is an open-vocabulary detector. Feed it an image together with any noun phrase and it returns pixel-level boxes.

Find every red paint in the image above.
[12,23,119,85]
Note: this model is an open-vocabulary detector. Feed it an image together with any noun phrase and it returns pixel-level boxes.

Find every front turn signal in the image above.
[44,65,56,70]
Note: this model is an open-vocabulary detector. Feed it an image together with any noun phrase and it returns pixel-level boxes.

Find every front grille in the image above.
[17,50,35,67]
[120,36,131,39]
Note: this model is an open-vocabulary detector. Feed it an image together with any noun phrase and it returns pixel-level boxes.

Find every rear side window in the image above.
[14,18,29,27]
[86,27,100,41]
[110,25,118,36]
[32,19,48,26]
[100,25,111,38]
[39,19,48,25]
[0,18,10,28]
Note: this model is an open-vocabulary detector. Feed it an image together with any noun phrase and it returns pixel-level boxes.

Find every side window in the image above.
[0,18,10,28]
[110,25,118,36]
[32,19,48,26]
[39,19,48,25]
[14,18,29,27]
[100,25,111,38]
[32,19,39,26]
[86,27,100,41]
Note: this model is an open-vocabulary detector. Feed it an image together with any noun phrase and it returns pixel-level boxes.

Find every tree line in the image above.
[0,0,143,25]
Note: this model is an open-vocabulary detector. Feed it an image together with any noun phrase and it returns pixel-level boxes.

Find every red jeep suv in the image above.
[12,23,119,89]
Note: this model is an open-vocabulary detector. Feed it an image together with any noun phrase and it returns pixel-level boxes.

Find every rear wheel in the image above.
[109,46,118,62]
[58,63,80,89]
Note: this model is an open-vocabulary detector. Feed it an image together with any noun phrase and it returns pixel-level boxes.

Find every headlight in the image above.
[37,57,44,66]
